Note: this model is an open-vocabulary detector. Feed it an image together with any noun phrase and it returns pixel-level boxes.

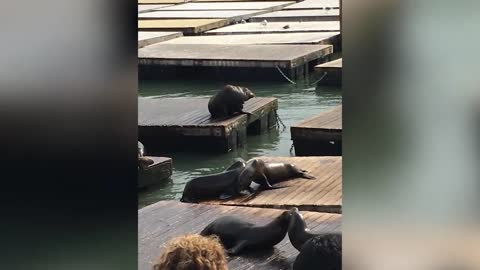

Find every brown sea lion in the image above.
[200,208,294,255]
[208,85,255,119]
[250,159,315,189]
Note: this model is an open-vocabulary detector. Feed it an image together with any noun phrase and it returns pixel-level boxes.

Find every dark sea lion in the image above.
[208,84,255,119]
[251,159,315,189]
[224,158,246,171]
[200,208,294,255]
[288,208,342,270]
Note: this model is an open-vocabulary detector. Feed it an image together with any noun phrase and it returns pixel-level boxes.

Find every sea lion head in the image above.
[242,87,255,100]
[289,207,308,231]
[277,209,293,225]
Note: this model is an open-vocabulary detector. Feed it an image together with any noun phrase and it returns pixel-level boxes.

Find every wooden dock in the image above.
[138,31,182,48]
[139,201,341,270]
[138,156,173,188]
[315,57,342,85]
[206,21,340,34]
[291,105,342,156]
[139,43,333,80]
[284,0,340,10]
[158,1,295,11]
[250,9,340,22]
[139,10,266,22]
[138,4,170,13]
[138,19,229,34]
[138,97,278,153]
[203,156,342,213]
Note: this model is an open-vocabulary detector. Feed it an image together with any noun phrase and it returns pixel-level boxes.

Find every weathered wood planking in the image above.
[284,0,340,9]
[161,32,340,45]
[139,0,296,2]
[291,106,342,156]
[203,156,342,213]
[158,1,294,11]
[138,19,229,34]
[250,9,340,22]
[138,156,173,188]
[314,58,342,85]
[138,4,170,13]
[138,31,182,48]
[138,201,342,270]
[139,0,190,4]
[138,97,278,153]
[139,43,332,69]
[139,10,266,22]
[206,21,340,34]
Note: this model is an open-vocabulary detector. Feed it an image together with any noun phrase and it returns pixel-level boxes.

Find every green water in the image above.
[138,78,341,208]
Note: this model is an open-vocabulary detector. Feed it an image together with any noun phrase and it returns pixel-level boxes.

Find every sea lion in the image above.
[138,156,154,170]
[288,208,342,270]
[224,158,246,171]
[250,159,315,189]
[208,85,255,119]
[200,208,294,255]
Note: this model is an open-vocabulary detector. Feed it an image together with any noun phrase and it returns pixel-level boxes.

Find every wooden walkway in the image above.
[206,21,340,34]
[139,201,341,270]
[315,58,342,85]
[158,1,294,11]
[250,9,340,22]
[138,97,278,153]
[138,4,170,13]
[139,10,266,21]
[138,19,228,34]
[203,156,342,213]
[138,156,173,188]
[138,31,182,48]
[284,0,340,10]
[291,105,342,156]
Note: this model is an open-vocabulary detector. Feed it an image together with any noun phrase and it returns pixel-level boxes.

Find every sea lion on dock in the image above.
[250,159,315,189]
[200,208,294,255]
[208,85,255,119]
[288,208,342,270]
[138,156,154,170]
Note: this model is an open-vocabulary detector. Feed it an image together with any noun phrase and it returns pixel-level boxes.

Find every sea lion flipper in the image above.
[301,172,316,179]
[219,193,233,200]
[241,111,256,117]
[227,240,248,255]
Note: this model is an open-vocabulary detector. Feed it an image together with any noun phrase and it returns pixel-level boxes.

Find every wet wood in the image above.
[203,156,342,213]
[138,156,173,188]
[138,97,278,153]
[291,105,342,156]
[250,9,340,22]
[138,201,341,270]
[138,31,182,48]
[138,19,229,34]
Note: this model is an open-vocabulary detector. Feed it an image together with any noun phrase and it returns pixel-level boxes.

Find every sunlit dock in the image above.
[138,156,173,188]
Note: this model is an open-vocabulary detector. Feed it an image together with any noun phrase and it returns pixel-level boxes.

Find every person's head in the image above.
[153,234,228,270]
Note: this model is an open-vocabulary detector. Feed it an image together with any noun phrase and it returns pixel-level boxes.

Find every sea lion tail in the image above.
[300,170,316,179]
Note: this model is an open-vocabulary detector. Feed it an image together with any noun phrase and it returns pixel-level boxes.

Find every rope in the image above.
[275,65,296,85]
[310,72,328,86]
[275,110,286,130]
[289,144,295,156]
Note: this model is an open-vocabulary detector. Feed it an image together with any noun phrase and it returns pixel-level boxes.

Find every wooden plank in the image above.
[138,4,170,13]
[138,10,266,21]
[138,201,341,270]
[291,106,342,156]
[203,156,342,213]
[206,21,340,34]
[138,19,229,34]
[138,44,333,69]
[138,156,173,188]
[158,1,295,11]
[161,32,340,45]
[284,0,339,9]
[250,9,340,22]
[138,31,182,48]
[139,0,189,4]
[315,57,342,71]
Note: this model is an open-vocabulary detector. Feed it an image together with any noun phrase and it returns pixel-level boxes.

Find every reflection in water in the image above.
[138,78,341,208]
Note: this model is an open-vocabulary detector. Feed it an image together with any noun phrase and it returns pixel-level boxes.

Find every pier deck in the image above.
[139,201,341,270]
[203,156,342,213]
[291,105,342,156]
[139,10,266,22]
[138,97,278,153]
[138,31,182,47]
[206,21,340,34]
[250,9,340,22]
[138,19,229,34]
[314,58,342,85]
[158,1,294,11]
[284,0,340,10]
[138,156,173,188]
[161,32,340,46]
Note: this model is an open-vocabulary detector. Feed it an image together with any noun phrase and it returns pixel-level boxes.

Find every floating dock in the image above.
[138,19,229,34]
[291,105,342,156]
[203,156,342,213]
[283,0,340,10]
[138,201,341,270]
[138,31,182,47]
[139,43,333,80]
[138,97,278,153]
[250,9,340,22]
[315,57,342,85]
[161,32,340,46]
[139,10,265,22]
[138,156,173,188]
[158,1,295,11]
[206,21,340,34]
[138,4,170,13]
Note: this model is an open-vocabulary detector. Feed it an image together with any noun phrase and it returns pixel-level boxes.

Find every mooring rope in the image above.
[275,110,286,130]
[275,65,296,85]
[289,144,295,156]
[310,72,328,86]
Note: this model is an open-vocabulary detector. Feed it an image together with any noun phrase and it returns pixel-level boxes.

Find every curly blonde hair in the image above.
[153,234,228,270]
